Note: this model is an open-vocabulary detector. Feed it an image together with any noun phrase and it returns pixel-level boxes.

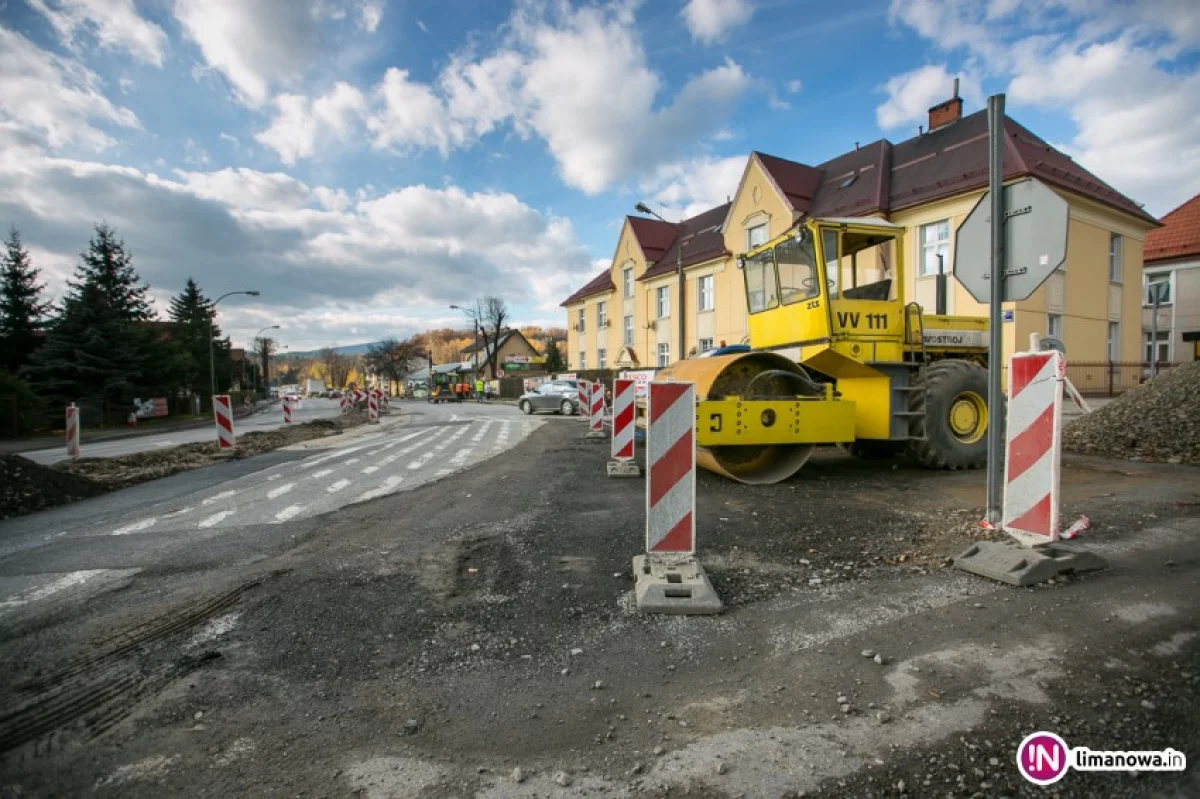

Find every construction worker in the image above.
[475,377,485,402]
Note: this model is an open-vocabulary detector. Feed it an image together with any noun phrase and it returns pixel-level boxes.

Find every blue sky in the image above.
[1,0,1197,350]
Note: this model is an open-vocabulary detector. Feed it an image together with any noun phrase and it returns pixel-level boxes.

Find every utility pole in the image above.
[209,290,260,401]
[985,94,1005,526]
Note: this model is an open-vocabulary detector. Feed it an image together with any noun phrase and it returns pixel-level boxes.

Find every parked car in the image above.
[328,390,342,399]
[518,380,580,415]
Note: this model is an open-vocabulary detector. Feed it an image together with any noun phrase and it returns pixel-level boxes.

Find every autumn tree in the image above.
[365,336,425,386]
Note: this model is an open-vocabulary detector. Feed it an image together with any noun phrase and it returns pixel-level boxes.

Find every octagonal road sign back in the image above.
[953,178,1069,303]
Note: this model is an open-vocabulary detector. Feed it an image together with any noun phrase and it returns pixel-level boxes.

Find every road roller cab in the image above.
[653,218,994,484]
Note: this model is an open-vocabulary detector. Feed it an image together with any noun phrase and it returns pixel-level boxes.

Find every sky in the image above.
[1,0,1197,352]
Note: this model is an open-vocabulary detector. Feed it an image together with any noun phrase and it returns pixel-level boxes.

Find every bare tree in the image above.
[253,336,278,393]
[319,345,352,389]
[365,336,425,387]
[456,296,509,379]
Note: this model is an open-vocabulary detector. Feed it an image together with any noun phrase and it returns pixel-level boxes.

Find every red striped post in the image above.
[645,381,695,555]
[65,403,80,459]
[611,379,635,461]
[589,381,604,433]
[283,398,293,424]
[577,380,589,419]
[340,394,349,414]
[1002,350,1064,546]
[368,389,380,424]
[212,394,235,449]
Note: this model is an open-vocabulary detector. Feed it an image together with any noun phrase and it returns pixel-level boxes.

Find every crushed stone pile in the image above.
[1,453,107,520]
[1063,360,1200,464]
[59,413,366,490]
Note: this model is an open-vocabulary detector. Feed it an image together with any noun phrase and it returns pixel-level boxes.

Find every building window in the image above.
[1107,322,1119,361]
[1145,273,1171,305]
[1145,331,1170,363]
[1047,313,1063,339]
[1109,233,1123,282]
[656,286,670,318]
[576,308,585,332]
[657,342,670,367]
[579,352,586,370]
[598,348,607,369]
[698,274,714,312]
[623,267,633,298]
[597,301,608,328]
[919,220,950,277]
[746,223,768,251]
[698,337,714,353]
[623,315,633,346]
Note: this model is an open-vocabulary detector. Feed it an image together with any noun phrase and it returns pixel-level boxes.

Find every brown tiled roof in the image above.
[627,216,678,262]
[1144,193,1200,264]
[756,109,1158,226]
[560,268,615,307]
[639,203,732,281]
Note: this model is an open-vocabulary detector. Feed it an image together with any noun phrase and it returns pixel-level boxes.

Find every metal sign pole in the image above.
[1150,287,1163,378]
[986,94,1006,526]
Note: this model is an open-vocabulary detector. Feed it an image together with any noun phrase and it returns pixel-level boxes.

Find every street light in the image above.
[635,202,685,363]
[209,290,260,401]
[449,303,482,377]
[252,324,281,400]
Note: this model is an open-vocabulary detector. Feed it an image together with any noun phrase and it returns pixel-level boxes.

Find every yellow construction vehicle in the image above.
[655,217,994,484]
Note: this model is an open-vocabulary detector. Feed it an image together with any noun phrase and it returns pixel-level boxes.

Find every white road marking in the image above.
[436,446,476,477]
[311,468,334,479]
[274,505,304,522]
[0,570,109,613]
[471,420,494,443]
[355,475,405,502]
[362,465,380,474]
[202,489,239,506]
[266,473,283,482]
[198,510,234,529]
[162,506,194,519]
[327,479,351,493]
[267,483,294,499]
[344,458,361,466]
[111,517,158,536]
[409,425,468,470]
[297,441,377,469]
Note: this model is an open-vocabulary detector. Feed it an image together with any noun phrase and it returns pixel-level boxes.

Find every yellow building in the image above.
[563,93,1160,374]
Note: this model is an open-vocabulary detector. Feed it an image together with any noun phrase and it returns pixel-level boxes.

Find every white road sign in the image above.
[954,178,1069,303]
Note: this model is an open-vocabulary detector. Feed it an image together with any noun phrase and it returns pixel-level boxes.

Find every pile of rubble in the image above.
[1063,360,1200,464]
[0,453,106,519]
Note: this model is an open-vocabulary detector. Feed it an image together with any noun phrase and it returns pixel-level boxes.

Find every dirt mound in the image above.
[1063,360,1200,464]
[1,453,107,520]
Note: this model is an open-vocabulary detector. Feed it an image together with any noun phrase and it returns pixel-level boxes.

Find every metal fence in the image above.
[1065,361,1179,397]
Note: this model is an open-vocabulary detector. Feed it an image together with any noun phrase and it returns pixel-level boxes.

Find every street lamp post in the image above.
[252,324,281,400]
[635,203,685,362]
[449,303,481,379]
[209,290,260,403]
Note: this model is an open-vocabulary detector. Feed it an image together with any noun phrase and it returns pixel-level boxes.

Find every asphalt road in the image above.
[20,397,345,466]
[0,400,560,631]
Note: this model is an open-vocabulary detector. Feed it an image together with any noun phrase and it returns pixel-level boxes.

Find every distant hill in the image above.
[278,342,376,359]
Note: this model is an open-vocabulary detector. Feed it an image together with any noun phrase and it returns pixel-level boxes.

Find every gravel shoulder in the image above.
[1,421,1197,797]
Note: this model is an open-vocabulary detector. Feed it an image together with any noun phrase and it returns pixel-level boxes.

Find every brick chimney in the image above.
[927,77,963,131]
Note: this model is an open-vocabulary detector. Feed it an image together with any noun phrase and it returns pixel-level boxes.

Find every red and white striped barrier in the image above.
[212,394,235,450]
[577,380,589,419]
[611,379,635,461]
[645,381,695,554]
[65,403,80,459]
[1002,349,1065,546]
[368,389,380,424]
[283,398,293,424]
[340,394,349,414]
[589,381,604,433]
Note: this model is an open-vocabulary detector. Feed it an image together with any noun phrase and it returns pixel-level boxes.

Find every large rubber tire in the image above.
[520,400,533,415]
[907,359,995,470]
[560,399,574,416]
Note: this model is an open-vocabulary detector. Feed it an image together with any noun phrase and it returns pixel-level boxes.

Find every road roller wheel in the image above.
[907,359,994,470]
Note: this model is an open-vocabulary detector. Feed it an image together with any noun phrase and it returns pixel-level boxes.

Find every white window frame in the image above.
[698,274,714,312]
[1109,233,1123,283]
[1144,331,1170,363]
[698,337,714,353]
[576,307,585,332]
[746,223,768,251]
[1107,321,1119,361]
[578,352,586,370]
[919,220,950,277]
[623,315,633,346]
[597,301,608,328]
[1144,273,1172,306]
[657,342,670,367]
[656,286,670,318]
[1047,313,1063,339]
[623,267,633,298]
[597,348,607,369]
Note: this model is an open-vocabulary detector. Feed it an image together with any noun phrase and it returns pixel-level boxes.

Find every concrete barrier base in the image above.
[954,540,1107,586]
[632,555,723,615]
[607,460,641,478]
[585,430,607,441]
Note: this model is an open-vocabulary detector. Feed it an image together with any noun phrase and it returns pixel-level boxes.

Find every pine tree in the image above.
[70,223,153,322]
[544,338,565,374]
[0,226,53,372]
[168,277,226,394]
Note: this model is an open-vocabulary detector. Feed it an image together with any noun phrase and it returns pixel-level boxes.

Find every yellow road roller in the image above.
[654,217,994,484]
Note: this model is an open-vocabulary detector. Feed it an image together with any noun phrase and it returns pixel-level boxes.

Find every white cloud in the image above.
[681,0,754,45]
[27,0,168,66]
[174,0,321,107]
[642,154,746,220]
[416,19,429,34]
[218,132,239,146]
[887,0,1200,214]
[183,137,209,166]
[256,82,366,165]
[875,64,982,130]
[0,26,140,151]
[359,1,383,32]
[786,79,803,93]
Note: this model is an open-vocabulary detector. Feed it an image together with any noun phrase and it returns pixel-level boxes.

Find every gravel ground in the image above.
[1,421,1197,797]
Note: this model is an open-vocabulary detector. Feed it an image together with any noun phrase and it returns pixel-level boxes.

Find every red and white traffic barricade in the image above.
[1001,348,1065,546]
[632,380,721,613]
[585,381,605,439]
[212,394,235,449]
[368,389,380,424]
[65,403,80,459]
[577,380,589,419]
[340,393,349,414]
[283,398,293,424]
[607,378,639,476]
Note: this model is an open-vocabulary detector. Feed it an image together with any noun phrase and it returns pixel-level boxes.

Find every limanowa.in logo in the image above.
[1017,731,1188,786]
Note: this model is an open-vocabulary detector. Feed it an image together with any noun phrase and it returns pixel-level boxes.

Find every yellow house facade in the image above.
[563,96,1159,377]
